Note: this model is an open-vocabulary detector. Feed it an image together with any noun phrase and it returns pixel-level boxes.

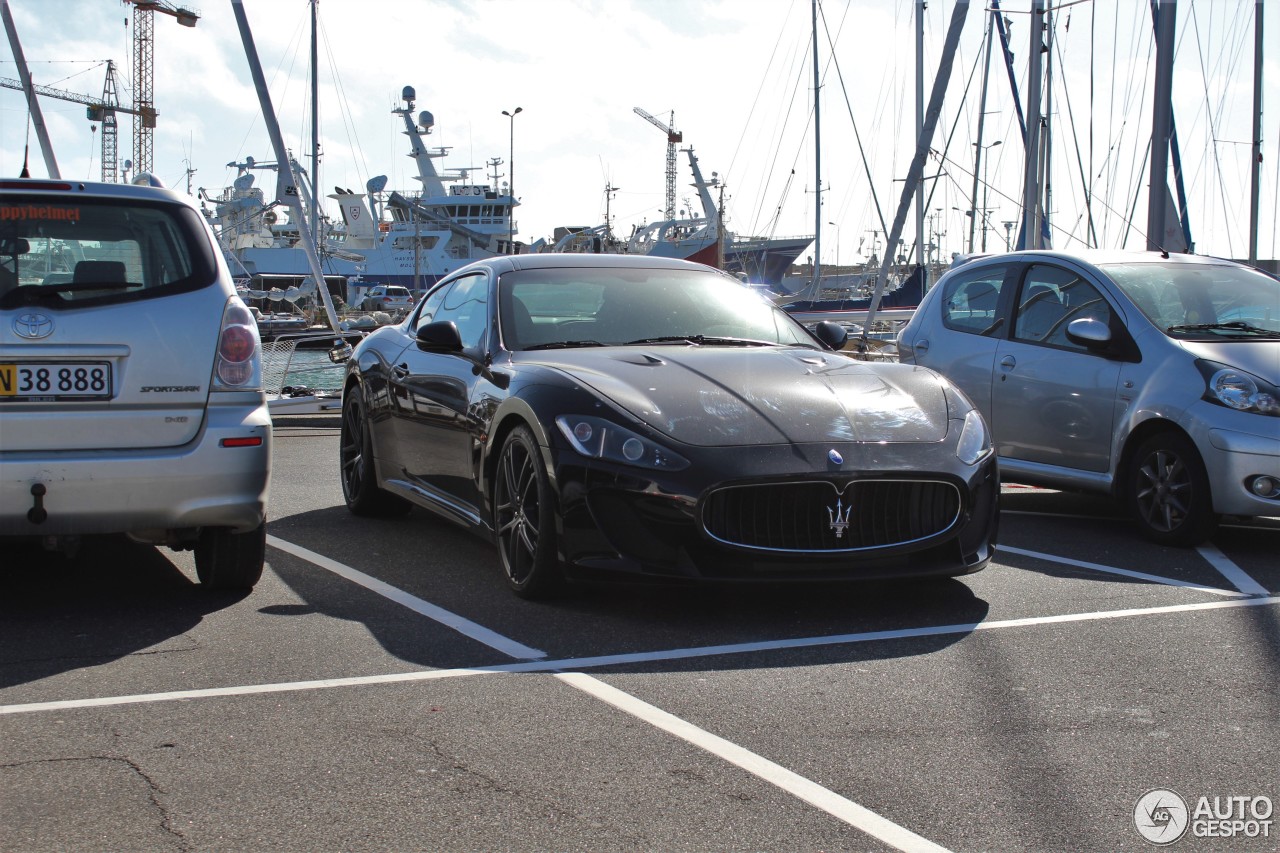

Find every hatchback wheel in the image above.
[340,388,411,517]
[195,521,266,590]
[1125,431,1219,546]
[494,426,563,598]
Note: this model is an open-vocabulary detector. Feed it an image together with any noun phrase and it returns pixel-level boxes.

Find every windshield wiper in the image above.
[523,339,606,351]
[1166,321,1280,337]
[621,335,775,347]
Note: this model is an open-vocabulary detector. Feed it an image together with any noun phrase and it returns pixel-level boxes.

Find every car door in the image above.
[387,271,495,523]
[989,263,1123,473]
[907,261,1015,416]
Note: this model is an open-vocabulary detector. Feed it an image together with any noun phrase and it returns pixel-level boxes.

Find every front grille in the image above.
[702,479,962,552]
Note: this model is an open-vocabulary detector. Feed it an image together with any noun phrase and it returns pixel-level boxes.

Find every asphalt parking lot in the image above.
[3,419,1277,852]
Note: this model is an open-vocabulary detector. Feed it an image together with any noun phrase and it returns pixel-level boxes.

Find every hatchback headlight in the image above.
[555,415,689,471]
[956,409,993,465]
[1198,361,1280,417]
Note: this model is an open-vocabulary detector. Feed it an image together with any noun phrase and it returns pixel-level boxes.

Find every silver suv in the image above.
[360,284,413,312]
[897,250,1279,546]
[1,178,271,589]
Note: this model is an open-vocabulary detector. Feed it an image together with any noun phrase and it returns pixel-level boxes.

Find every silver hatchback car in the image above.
[1,177,271,588]
[897,250,1279,546]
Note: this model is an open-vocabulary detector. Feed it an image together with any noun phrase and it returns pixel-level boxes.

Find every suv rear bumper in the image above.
[0,402,271,537]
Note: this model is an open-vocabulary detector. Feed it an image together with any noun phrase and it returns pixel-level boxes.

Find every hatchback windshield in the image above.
[498,267,816,350]
[0,196,216,309]
[1102,262,1280,337]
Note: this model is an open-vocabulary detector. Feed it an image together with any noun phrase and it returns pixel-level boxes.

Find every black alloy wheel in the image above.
[340,386,410,517]
[1126,431,1219,547]
[494,426,563,598]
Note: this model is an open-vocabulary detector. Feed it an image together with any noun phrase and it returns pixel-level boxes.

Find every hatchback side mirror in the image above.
[416,320,463,352]
[1065,317,1112,348]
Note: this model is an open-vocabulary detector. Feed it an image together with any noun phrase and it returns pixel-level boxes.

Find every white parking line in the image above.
[998,544,1248,597]
[1196,543,1270,596]
[558,672,954,853]
[7,596,1278,716]
[267,535,547,660]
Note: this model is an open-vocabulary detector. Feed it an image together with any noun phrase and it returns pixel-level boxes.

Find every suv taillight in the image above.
[213,298,262,390]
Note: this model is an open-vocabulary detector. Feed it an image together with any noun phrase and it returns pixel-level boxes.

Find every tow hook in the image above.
[28,483,48,525]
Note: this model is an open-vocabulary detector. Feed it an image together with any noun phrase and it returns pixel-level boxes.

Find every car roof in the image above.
[0,176,195,208]
[446,253,726,278]
[950,249,1252,275]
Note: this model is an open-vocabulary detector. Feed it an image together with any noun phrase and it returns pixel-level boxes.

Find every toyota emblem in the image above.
[13,312,54,339]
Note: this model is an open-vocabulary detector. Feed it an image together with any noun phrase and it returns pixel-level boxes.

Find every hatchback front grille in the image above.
[702,479,962,552]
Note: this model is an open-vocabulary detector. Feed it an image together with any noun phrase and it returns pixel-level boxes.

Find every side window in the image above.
[433,273,489,351]
[941,264,1010,335]
[1013,265,1113,351]
[412,281,453,333]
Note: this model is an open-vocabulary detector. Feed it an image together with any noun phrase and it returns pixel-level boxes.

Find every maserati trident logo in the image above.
[827,497,852,539]
[13,312,54,339]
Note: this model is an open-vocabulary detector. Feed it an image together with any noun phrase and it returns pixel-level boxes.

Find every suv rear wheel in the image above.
[195,521,266,590]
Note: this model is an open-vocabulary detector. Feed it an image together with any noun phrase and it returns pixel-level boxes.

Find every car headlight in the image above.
[1198,361,1280,417]
[555,415,689,471]
[955,409,993,465]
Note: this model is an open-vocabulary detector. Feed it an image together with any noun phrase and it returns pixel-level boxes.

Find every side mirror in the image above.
[812,320,848,350]
[1065,317,1112,349]
[416,320,463,352]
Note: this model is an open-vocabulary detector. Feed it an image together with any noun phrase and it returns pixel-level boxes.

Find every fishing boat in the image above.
[540,147,811,288]
[203,85,513,300]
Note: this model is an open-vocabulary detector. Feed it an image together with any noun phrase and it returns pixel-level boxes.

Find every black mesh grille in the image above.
[701,479,962,552]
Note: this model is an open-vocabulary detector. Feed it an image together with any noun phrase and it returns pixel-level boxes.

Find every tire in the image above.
[340,386,411,517]
[195,521,266,590]
[493,426,563,598]
[1125,431,1219,546]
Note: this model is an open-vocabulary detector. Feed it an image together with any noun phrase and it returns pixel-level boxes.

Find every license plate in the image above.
[0,361,113,401]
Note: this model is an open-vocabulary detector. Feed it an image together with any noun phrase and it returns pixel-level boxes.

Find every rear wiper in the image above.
[1166,321,1279,337]
[622,335,774,347]
[523,339,606,351]
[0,281,135,308]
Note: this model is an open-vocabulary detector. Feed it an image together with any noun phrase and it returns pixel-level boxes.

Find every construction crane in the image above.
[0,60,140,182]
[633,107,681,221]
[121,0,198,176]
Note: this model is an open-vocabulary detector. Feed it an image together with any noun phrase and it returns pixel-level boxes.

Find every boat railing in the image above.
[261,331,354,396]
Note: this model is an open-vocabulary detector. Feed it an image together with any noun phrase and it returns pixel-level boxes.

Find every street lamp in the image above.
[828,221,840,270]
[502,106,522,253]
[976,139,1001,252]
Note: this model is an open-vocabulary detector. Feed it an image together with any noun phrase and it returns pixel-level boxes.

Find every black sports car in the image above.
[339,254,998,597]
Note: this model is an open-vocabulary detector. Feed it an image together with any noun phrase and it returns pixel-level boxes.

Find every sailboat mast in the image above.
[969,8,995,254]
[810,0,822,296]
[1147,0,1175,251]
[309,0,320,249]
[1249,0,1263,265]
[1023,0,1044,250]
[915,0,925,268]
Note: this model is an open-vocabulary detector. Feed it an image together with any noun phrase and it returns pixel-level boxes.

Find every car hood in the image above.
[1178,340,1280,383]
[530,346,951,447]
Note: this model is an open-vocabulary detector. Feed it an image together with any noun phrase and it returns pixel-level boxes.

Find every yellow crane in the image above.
[633,107,681,221]
[121,0,198,176]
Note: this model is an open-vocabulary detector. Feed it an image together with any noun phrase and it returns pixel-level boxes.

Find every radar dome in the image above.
[418,111,435,133]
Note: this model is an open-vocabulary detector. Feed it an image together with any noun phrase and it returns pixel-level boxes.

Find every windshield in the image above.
[498,267,817,350]
[0,195,217,309]
[1102,262,1280,338]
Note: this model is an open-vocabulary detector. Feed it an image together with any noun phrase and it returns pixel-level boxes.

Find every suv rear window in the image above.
[0,196,218,310]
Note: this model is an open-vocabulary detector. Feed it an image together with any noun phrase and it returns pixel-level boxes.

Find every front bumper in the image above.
[549,440,999,583]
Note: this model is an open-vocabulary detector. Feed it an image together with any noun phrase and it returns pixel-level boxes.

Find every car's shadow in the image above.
[266,505,993,673]
[0,535,245,689]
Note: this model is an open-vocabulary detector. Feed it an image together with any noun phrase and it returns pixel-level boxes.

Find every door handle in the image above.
[914,338,930,354]
[392,363,410,379]
[998,354,1016,380]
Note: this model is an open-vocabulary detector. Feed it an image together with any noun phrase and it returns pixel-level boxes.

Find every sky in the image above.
[2,0,1277,266]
